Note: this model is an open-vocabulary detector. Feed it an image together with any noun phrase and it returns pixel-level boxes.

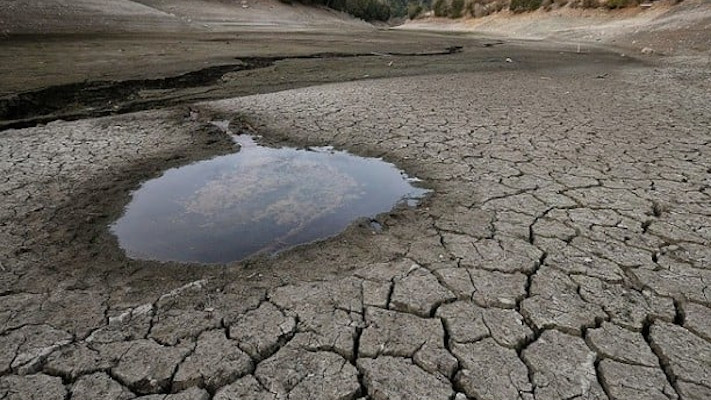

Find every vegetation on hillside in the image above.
[405,0,660,18]
[284,0,657,21]
[280,0,391,21]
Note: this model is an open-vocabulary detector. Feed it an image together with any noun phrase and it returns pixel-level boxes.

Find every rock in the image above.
[173,330,253,392]
[641,47,655,55]
[228,301,296,361]
[358,356,454,400]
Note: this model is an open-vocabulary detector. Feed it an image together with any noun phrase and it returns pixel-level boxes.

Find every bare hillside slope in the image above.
[402,0,711,56]
[0,0,371,35]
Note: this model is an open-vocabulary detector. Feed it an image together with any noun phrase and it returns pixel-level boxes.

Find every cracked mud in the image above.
[1,35,710,400]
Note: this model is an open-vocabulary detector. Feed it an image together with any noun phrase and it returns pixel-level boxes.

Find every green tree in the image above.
[433,0,450,16]
[450,0,465,17]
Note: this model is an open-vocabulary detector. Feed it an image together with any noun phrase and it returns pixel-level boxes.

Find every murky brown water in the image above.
[110,134,429,264]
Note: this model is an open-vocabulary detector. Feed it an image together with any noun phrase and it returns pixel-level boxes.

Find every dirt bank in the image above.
[402,0,711,57]
[0,0,369,35]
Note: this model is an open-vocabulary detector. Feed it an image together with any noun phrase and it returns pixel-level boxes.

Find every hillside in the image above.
[402,0,711,56]
[0,0,372,35]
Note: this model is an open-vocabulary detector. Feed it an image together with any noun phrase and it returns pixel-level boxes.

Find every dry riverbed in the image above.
[1,25,710,400]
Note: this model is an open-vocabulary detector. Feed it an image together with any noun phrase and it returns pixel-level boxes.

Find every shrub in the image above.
[285,0,392,20]
[509,0,542,11]
[407,2,424,18]
[489,0,509,12]
[344,0,392,20]
[433,0,450,16]
[605,0,637,8]
[450,0,466,17]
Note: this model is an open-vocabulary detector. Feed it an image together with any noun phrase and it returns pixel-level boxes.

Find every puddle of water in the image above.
[110,132,430,264]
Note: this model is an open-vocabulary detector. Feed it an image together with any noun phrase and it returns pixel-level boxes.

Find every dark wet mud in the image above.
[0,46,462,131]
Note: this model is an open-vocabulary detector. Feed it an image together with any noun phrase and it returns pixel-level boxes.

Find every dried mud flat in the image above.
[1,21,711,400]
